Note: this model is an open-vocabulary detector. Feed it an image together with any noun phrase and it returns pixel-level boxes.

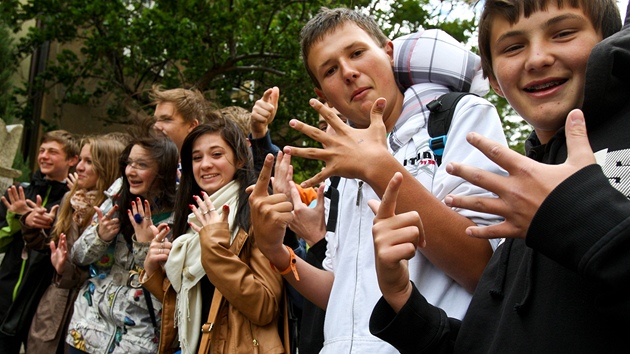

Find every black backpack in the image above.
[426,92,476,166]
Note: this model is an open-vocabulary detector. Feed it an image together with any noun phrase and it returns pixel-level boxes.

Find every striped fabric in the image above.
[389,29,488,153]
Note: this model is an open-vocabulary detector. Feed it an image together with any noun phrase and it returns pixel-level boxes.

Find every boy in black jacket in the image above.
[0,130,78,354]
[368,0,630,353]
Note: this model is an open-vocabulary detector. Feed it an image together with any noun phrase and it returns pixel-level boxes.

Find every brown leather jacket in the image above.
[142,223,285,354]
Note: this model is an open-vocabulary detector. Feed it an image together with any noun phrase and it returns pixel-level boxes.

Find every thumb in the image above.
[262,87,276,104]
[565,109,596,167]
[289,182,303,205]
[94,206,104,220]
[50,240,57,253]
[370,97,387,127]
[36,194,43,208]
[269,86,280,106]
[49,205,59,217]
[368,199,382,215]
[314,183,326,211]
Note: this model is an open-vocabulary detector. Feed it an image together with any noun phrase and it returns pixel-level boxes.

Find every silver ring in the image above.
[144,216,151,221]
[208,208,216,213]
[202,210,210,215]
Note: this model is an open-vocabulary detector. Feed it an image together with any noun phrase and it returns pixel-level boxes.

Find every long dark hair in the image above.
[172,118,256,238]
[117,136,179,242]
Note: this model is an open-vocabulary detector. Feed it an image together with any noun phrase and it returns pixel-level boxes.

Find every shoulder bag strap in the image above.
[198,289,224,354]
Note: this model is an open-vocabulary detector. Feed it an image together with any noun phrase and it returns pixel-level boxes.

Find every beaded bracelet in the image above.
[270,245,300,281]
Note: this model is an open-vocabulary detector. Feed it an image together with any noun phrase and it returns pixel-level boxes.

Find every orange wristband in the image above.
[270,245,300,281]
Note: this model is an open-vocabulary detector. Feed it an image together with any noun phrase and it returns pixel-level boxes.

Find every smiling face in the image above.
[75,144,98,190]
[125,145,158,198]
[308,23,403,131]
[488,3,602,143]
[38,141,76,182]
[191,132,239,196]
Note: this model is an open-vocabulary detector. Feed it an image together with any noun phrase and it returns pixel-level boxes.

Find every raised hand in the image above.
[271,150,294,201]
[1,185,32,215]
[247,154,294,263]
[143,224,171,279]
[285,98,389,188]
[189,192,224,232]
[95,205,120,242]
[368,172,425,312]
[251,86,279,139]
[127,198,155,242]
[67,172,79,190]
[24,195,59,229]
[50,233,68,275]
[445,109,595,240]
[288,182,326,247]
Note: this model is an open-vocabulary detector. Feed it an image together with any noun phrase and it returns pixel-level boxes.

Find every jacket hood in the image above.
[581,15,630,130]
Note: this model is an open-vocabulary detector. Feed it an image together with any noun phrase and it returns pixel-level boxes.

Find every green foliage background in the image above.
[0,0,530,182]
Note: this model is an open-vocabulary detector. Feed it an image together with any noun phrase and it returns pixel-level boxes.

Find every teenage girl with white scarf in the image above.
[142,119,284,354]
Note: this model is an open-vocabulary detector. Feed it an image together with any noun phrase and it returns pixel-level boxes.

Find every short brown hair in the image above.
[300,7,389,88]
[41,130,80,159]
[478,0,621,79]
[149,85,215,124]
[219,106,251,137]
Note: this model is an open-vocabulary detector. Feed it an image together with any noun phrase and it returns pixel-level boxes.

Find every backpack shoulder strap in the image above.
[324,176,341,233]
[426,92,476,166]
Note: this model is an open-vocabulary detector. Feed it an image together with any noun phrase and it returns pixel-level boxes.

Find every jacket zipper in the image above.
[355,181,363,206]
[249,320,259,354]
[104,282,124,351]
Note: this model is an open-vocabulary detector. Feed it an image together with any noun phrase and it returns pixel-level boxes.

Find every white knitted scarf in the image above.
[164,180,240,354]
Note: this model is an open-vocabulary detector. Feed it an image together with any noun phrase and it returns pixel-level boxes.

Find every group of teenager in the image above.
[0,0,628,353]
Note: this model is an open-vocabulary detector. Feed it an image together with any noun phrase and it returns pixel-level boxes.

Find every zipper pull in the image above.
[21,245,29,260]
[356,181,363,206]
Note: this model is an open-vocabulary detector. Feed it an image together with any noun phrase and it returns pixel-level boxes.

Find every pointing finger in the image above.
[250,154,274,197]
[371,172,402,219]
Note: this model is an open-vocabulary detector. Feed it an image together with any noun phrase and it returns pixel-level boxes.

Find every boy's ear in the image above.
[314,87,326,101]
[67,155,79,167]
[188,119,200,132]
[488,75,505,98]
[385,40,395,64]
